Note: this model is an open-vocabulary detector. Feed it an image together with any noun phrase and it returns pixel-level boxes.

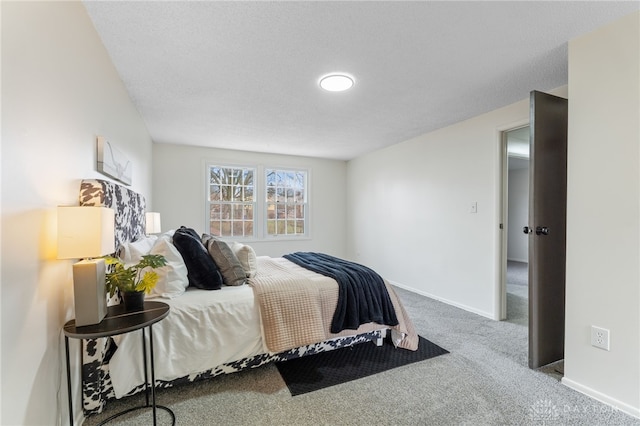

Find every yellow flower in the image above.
[105,254,167,297]
[136,271,160,294]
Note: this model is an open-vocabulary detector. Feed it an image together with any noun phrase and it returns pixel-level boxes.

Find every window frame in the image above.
[205,162,310,241]
[205,164,258,239]
[265,167,309,239]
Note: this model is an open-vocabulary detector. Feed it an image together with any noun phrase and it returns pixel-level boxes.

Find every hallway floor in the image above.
[506,260,528,325]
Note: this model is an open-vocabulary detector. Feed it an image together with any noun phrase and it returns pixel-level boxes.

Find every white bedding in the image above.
[109,256,418,399]
[109,285,265,398]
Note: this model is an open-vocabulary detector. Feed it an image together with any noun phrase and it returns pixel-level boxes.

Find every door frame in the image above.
[496,119,530,321]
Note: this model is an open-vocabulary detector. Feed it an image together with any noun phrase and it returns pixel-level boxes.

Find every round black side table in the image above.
[63,301,174,425]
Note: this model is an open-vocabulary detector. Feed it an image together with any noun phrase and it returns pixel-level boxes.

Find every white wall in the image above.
[152,143,348,258]
[1,2,153,424]
[563,11,640,417]
[507,166,529,262]
[3,2,637,423]
[347,86,566,319]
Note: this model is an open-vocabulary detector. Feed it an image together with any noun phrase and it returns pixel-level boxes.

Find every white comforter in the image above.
[109,256,418,398]
[109,285,265,398]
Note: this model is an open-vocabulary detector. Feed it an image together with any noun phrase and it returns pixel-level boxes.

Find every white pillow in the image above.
[119,235,157,266]
[148,232,189,299]
[228,242,257,278]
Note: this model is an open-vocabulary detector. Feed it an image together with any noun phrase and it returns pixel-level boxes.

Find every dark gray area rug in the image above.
[275,335,448,395]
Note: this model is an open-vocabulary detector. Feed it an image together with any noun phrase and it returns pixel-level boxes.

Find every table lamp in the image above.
[145,212,161,235]
[58,206,115,326]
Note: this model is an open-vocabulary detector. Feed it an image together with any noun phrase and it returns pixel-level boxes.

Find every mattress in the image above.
[109,285,264,398]
[108,255,418,399]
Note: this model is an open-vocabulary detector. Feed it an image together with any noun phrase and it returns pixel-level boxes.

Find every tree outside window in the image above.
[208,166,255,237]
[206,164,308,239]
[266,169,307,236]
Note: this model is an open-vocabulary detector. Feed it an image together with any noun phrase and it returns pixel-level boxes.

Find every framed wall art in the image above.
[97,136,132,185]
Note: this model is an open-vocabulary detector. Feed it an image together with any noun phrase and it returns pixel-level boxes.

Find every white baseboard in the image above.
[389,281,495,320]
[561,377,640,419]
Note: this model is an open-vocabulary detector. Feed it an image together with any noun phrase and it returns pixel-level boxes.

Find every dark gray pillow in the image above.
[172,226,223,290]
[202,234,247,286]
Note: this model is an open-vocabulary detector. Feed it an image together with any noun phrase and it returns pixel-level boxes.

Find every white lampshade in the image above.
[57,206,115,259]
[145,212,161,234]
[58,206,115,326]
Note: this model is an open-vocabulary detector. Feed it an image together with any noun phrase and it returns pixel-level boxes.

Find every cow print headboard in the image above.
[79,179,146,250]
[77,178,147,415]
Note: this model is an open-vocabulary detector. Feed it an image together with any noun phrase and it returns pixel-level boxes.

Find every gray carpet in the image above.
[507,260,529,287]
[83,284,639,426]
[506,260,528,326]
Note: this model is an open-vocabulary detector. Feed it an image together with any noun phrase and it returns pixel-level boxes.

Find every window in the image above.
[207,166,255,237]
[266,169,307,236]
[206,164,308,239]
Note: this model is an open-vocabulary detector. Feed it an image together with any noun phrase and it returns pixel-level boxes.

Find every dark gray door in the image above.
[527,91,568,369]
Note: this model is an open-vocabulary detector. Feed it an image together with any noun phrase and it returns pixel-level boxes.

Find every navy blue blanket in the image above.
[283,252,399,333]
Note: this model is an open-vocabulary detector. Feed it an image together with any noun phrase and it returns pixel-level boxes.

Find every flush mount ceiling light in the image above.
[319,73,354,92]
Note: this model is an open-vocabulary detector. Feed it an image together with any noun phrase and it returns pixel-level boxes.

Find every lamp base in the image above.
[73,259,107,326]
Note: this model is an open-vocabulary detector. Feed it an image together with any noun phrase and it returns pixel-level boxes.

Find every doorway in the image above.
[503,126,530,326]
[499,91,568,371]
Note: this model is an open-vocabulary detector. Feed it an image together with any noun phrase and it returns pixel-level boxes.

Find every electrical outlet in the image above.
[591,326,610,351]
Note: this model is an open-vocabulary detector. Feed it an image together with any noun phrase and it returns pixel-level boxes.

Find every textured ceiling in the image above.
[83,1,639,161]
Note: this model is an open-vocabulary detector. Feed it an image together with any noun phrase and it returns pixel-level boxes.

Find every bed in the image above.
[77,178,419,415]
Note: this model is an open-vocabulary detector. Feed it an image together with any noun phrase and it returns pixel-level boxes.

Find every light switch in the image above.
[470,202,477,213]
